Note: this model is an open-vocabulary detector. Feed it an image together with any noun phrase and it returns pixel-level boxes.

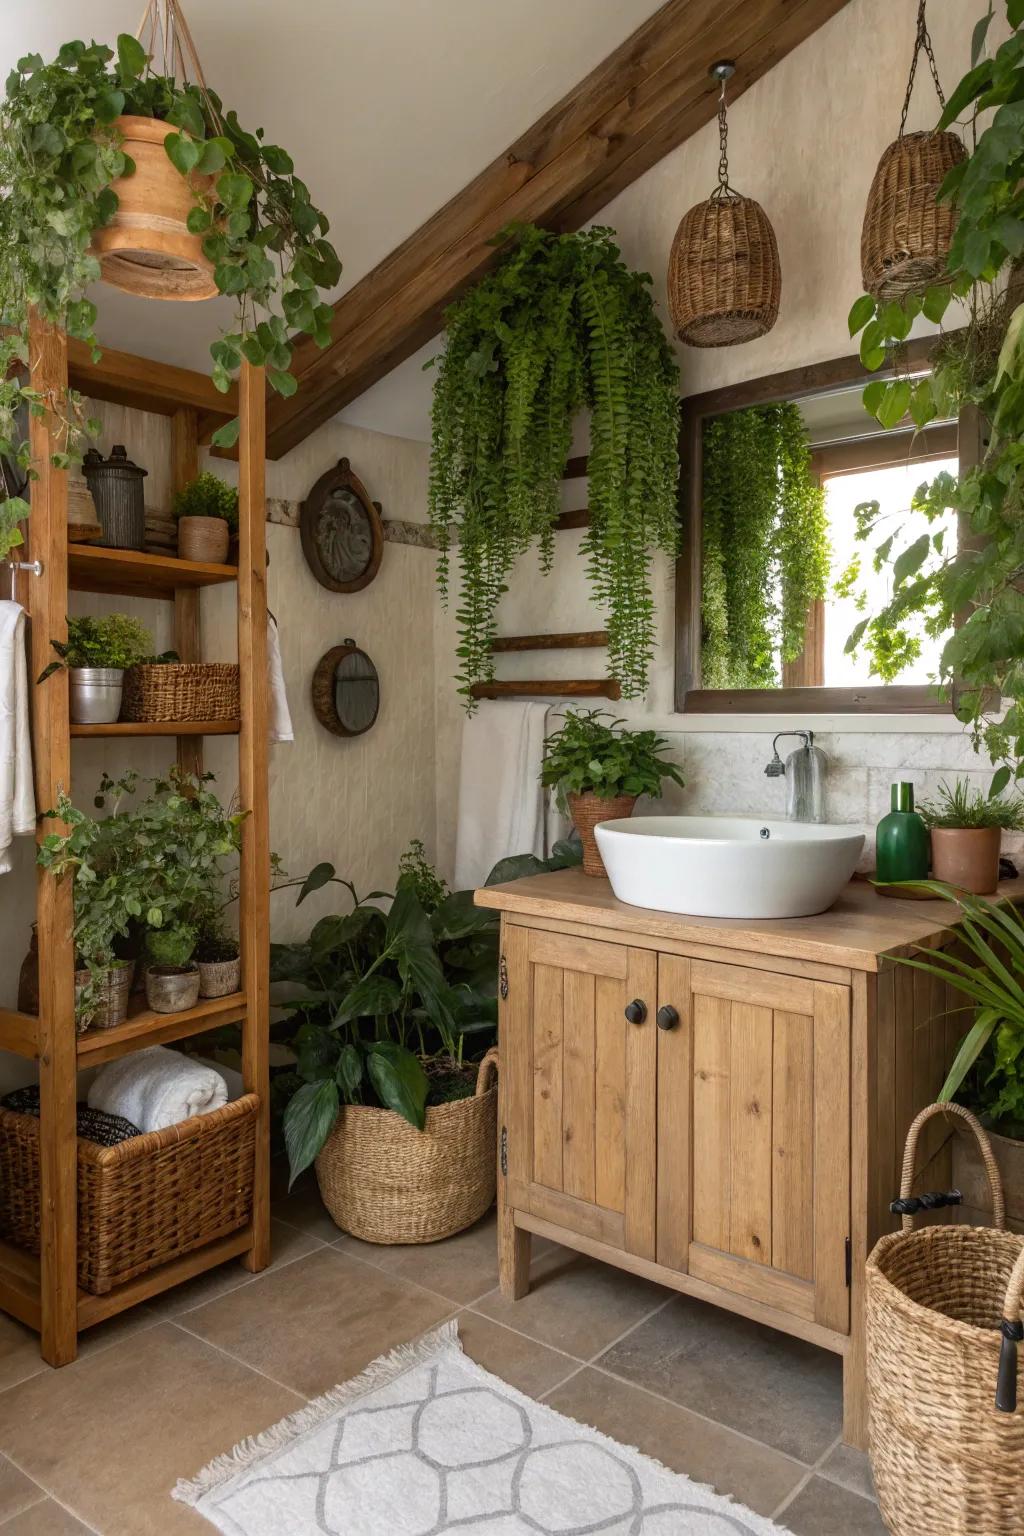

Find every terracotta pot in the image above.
[89,116,216,301]
[145,964,201,1015]
[567,792,637,878]
[929,826,1001,895]
[177,516,230,564]
[198,955,241,999]
[953,1122,1024,1234]
[74,962,135,1032]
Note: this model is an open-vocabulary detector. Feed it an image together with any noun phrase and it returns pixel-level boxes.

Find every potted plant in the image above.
[918,779,1024,895]
[38,614,153,724]
[894,882,1024,1230]
[173,472,239,564]
[193,926,241,999]
[540,709,685,877]
[0,33,342,559]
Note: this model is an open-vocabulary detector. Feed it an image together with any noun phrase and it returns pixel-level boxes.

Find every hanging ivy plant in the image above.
[700,403,829,688]
[427,224,680,705]
[0,34,342,557]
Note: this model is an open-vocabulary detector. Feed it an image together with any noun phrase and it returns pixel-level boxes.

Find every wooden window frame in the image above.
[674,337,971,715]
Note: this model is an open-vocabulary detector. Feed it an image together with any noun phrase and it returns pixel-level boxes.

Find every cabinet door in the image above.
[502,925,657,1259]
[657,955,851,1333]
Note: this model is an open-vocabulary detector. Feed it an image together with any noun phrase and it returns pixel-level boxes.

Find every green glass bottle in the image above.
[875,782,930,883]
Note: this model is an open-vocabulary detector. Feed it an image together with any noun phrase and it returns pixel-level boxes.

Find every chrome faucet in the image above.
[764,731,828,823]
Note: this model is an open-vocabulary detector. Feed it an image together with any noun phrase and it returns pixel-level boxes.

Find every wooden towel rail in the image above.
[470,678,620,701]
[491,631,607,653]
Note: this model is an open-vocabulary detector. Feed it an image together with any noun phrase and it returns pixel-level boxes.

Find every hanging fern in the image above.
[428,225,680,705]
[700,402,829,688]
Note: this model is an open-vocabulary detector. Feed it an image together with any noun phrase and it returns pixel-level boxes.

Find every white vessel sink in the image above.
[594,815,865,919]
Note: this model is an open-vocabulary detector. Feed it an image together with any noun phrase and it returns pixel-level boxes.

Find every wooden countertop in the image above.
[476,868,1024,972]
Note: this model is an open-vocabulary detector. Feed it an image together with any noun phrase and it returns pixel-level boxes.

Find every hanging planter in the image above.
[860,0,966,302]
[667,62,780,348]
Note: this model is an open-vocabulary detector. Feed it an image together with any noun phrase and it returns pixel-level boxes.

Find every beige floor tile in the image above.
[271,1169,341,1243]
[0,1499,95,1534]
[819,1440,877,1502]
[0,1323,304,1536]
[333,1211,503,1304]
[454,1311,579,1398]
[547,1368,807,1520]
[0,1304,158,1396]
[144,1218,324,1317]
[474,1243,671,1359]
[781,1475,889,1534]
[598,1291,843,1462]
[0,1455,45,1525]
[179,1247,453,1397]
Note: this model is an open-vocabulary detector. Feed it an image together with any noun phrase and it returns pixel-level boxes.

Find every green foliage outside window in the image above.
[701,403,829,689]
[427,223,680,705]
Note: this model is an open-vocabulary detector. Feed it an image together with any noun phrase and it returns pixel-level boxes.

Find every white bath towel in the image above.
[87,1045,229,1133]
[267,614,293,743]
[454,700,549,890]
[0,602,35,875]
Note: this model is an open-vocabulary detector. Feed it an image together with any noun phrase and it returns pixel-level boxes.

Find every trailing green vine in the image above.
[427,224,680,705]
[700,403,829,688]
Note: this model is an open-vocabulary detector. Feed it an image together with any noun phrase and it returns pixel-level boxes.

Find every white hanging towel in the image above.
[0,601,36,875]
[267,614,293,743]
[454,700,549,890]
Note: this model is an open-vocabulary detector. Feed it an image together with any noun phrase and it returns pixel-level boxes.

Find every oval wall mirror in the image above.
[300,458,384,592]
[312,640,380,737]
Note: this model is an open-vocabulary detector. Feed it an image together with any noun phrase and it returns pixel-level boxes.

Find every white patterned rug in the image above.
[174,1321,790,1534]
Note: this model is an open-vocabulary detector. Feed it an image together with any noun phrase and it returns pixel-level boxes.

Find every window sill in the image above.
[641,711,975,736]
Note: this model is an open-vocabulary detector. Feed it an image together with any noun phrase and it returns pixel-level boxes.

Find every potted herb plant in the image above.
[173,471,239,564]
[540,709,685,877]
[894,882,1024,1230]
[193,926,241,999]
[38,614,153,724]
[918,779,1024,895]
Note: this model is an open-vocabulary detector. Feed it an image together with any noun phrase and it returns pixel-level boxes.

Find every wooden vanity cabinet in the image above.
[477,869,1010,1450]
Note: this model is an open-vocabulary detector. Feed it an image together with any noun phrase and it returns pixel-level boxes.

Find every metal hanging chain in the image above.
[711,68,737,201]
[899,0,946,138]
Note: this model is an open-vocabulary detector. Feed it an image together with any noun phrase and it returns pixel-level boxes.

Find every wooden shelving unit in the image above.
[2,312,271,1365]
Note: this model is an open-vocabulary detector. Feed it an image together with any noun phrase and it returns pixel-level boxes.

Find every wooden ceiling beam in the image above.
[67,338,237,422]
[259,0,850,460]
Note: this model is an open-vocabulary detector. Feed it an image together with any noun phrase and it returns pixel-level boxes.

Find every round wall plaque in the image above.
[299,458,383,592]
[312,640,380,738]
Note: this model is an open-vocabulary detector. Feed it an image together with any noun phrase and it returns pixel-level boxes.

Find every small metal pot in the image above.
[145,964,201,1015]
[83,444,147,550]
[69,667,123,724]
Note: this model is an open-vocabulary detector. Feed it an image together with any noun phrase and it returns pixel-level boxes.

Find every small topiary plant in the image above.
[38,613,153,678]
[172,471,239,534]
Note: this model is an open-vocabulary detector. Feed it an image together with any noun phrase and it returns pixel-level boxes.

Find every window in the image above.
[674,343,964,714]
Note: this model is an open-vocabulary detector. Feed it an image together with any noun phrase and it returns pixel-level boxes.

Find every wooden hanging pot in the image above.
[90,116,217,301]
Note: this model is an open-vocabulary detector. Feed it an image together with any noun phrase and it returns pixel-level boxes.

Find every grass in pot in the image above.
[173,472,238,564]
[540,709,685,877]
[38,614,152,724]
[919,779,1024,895]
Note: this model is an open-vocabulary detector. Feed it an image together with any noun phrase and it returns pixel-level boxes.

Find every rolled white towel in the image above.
[87,1045,228,1133]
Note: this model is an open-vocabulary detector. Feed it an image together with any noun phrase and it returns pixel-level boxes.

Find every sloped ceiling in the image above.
[3,0,665,437]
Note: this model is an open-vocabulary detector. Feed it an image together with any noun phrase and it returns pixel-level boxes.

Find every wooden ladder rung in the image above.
[554,509,590,530]
[491,631,607,653]
[562,455,588,479]
[469,678,620,701]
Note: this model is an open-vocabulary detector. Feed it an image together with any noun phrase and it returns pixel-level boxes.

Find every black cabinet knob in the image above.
[624,999,647,1025]
[657,1004,680,1032]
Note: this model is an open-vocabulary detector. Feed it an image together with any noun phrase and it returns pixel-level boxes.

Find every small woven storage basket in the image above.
[866,1102,1024,1536]
[568,792,636,878]
[861,129,966,302]
[667,192,780,348]
[122,662,240,722]
[315,1050,498,1244]
[0,1094,257,1294]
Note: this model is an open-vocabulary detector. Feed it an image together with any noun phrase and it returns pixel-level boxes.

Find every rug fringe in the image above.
[171,1318,462,1508]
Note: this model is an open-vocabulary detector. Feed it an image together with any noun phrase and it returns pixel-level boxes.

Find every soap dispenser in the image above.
[875,782,930,883]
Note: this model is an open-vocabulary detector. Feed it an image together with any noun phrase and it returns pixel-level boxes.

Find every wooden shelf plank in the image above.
[470,679,621,701]
[0,1239,42,1331]
[77,1226,253,1330]
[0,1009,39,1060]
[67,336,238,423]
[555,509,590,531]
[77,993,246,1066]
[70,720,240,738]
[492,631,607,653]
[69,545,237,600]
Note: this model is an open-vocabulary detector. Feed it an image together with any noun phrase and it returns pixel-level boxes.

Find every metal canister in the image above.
[82,445,147,549]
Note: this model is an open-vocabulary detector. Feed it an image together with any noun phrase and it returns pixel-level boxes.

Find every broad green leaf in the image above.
[996,303,1024,383]
[196,140,227,174]
[116,33,146,79]
[268,369,298,398]
[262,144,294,175]
[862,380,886,420]
[216,171,252,210]
[366,1042,428,1130]
[336,1043,364,1099]
[859,320,886,372]
[971,5,993,66]
[892,533,930,584]
[210,417,240,448]
[296,861,336,905]
[848,294,875,336]
[876,380,912,430]
[283,1078,339,1185]
[990,765,1012,798]
[939,1011,1000,1104]
[334,971,402,1026]
[164,132,201,176]
[94,88,125,125]
[186,206,212,234]
[921,285,952,324]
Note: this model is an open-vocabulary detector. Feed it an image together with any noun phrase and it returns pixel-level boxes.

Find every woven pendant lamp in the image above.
[668,62,780,348]
[861,0,966,302]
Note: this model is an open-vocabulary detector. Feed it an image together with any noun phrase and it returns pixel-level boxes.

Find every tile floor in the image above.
[0,1175,889,1534]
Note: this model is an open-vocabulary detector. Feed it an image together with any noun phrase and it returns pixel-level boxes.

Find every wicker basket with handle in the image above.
[866,1102,1024,1536]
[0,1094,257,1294]
[315,1049,498,1244]
[121,662,240,723]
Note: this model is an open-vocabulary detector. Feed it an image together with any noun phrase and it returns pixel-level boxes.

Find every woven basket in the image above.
[861,130,966,302]
[122,662,239,722]
[866,1102,1024,1536]
[667,192,781,348]
[0,1094,257,1294]
[315,1050,498,1244]
[568,792,636,878]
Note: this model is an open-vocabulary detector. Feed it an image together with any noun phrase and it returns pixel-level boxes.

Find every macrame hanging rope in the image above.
[134,0,224,131]
[899,0,946,137]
